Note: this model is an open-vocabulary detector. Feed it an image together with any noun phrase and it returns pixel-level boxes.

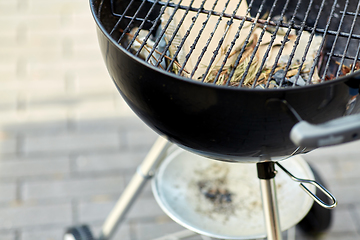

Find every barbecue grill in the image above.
[90,0,360,161]
[64,0,360,239]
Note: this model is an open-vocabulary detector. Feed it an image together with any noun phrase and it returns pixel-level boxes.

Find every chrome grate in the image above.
[97,0,360,88]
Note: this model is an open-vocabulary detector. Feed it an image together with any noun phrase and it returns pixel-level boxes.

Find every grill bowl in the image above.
[90,0,360,161]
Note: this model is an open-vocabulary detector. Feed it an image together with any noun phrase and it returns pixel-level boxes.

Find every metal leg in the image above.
[260,178,282,240]
[257,161,283,240]
[99,136,171,240]
[286,226,296,240]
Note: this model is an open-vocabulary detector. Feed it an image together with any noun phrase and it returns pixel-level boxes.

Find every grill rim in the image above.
[90,0,360,92]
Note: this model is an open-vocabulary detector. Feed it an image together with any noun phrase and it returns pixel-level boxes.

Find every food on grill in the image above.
[201,29,323,87]
[156,0,325,88]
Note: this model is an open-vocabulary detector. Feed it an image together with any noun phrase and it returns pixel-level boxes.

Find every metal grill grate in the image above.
[99,0,360,88]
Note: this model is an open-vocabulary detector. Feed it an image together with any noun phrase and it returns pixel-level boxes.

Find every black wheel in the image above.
[297,164,333,236]
[64,225,94,240]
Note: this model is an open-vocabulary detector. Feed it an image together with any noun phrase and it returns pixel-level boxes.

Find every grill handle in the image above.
[276,162,337,209]
[290,114,360,148]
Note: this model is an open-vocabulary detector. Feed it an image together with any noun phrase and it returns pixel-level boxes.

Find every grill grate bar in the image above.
[277,0,318,87]
[117,15,155,25]
[125,0,162,51]
[263,0,303,88]
[340,11,360,17]
[310,29,360,41]
[335,0,360,78]
[321,0,349,80]
[165,0,208,72]
[177,0,221,76]
[248,0,290,88]
[133,0,171,59]
[289,0,327,85]
[236,0,276,87]
[189,0,232,79]
[331,53,360,62]
[144,0,184,65]
[201,0,244,84]
[109,0,137,36]
[154,0,196,69]
[225,0,271,86]
[117,0,150,43]
[147,0,256,23]
[307,0,339,83]
[212,0,260,86]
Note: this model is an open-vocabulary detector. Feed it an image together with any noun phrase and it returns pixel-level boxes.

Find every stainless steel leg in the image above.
[257,161,283,240]
[260,178,282,240]
[99,136,171,240]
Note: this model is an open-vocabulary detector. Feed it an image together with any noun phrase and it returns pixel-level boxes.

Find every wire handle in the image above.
[275,162,337,209]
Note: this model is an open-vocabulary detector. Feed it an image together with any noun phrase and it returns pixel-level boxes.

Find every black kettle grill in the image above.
[91,0,360,161]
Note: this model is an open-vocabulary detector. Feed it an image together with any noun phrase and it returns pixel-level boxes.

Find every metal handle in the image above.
[290,114,360,148]
[275,162,337,209]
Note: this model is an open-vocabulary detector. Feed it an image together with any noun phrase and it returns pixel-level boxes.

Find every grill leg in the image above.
[99,137,171,240]
[257,161,283,240]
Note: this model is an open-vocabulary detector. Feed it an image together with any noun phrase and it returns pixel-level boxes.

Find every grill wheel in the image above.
[64,225,94,240]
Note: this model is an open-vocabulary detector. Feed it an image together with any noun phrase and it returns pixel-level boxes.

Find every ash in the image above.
[197,179,234,214]
[189,162,238,221]
[198,180,232,203]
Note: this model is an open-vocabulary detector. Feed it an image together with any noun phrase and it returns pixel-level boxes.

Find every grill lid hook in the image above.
[275,162,337,209]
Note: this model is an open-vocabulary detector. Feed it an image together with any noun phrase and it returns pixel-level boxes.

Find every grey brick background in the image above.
[1,0,360,240]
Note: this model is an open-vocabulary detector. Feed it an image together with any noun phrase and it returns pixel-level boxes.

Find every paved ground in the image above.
[1,0,360,240]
